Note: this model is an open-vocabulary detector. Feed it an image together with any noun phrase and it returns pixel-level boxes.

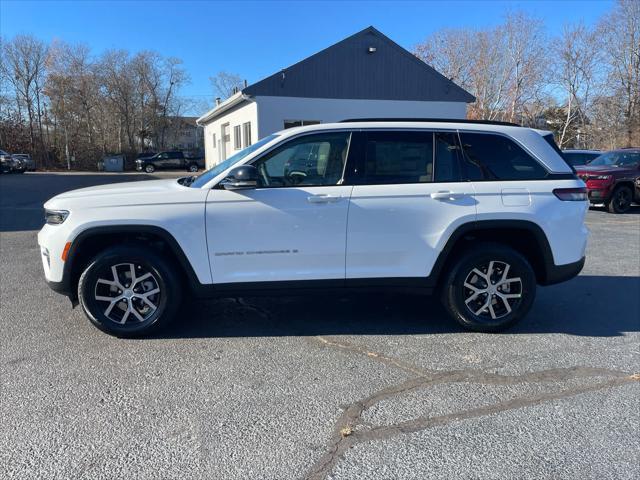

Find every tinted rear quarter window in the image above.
[459,132,548,180]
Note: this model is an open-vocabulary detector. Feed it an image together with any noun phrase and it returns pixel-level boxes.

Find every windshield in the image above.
[190,134,279,188]
[588,151,640,167]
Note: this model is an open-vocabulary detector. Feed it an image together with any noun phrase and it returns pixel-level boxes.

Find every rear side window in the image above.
[363,131,433,184]
[434,132,462,182]
[459,132,548,181]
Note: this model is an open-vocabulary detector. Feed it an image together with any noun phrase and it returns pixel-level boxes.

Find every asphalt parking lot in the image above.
[1,172,639,479]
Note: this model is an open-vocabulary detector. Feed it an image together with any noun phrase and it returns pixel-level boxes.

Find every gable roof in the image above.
[243,26,475,103]
[197,27,475,125]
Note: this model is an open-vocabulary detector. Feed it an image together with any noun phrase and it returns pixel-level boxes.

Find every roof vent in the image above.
[367,46,377,54]
[215,97,221,106]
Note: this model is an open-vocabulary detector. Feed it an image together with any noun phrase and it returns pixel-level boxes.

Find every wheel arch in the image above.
[611,179,636,194]
[429,220,556,286]
[64,225,202,303]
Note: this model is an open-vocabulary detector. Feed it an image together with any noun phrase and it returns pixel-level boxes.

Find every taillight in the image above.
[553,187,588,201]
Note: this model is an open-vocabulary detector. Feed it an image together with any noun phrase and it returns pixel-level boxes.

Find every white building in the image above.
[197,26,475,168]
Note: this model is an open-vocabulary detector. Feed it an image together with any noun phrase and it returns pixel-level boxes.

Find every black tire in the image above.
[187,163,199,173]
[78,245,182,337]
[606,185,632,214]
[144,164,155,173]
[441,242,536,332]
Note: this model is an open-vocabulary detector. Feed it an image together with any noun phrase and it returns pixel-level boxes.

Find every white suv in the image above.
[38,120,588,337]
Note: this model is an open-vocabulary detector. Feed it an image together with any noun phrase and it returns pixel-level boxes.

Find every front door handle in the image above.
[307,194,343,204]
[430,191,465,200]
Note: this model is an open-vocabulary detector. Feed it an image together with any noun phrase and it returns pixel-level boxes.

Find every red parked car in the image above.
[575,148,640,213]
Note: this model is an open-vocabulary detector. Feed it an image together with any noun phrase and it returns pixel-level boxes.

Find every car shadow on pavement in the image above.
[156,275,640,339]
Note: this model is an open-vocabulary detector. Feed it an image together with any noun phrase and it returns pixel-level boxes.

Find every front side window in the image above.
[363,131,434,184]
[190,134,279,188]
[252,132,351,187]
[459,132,548,181]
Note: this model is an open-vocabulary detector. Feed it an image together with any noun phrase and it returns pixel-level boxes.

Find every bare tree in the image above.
[552,23,602,148]
[503,12,548,123]
[209,71,243,100]
[1,35,48,160]
[598,0,640,146]
[414,12,547,123]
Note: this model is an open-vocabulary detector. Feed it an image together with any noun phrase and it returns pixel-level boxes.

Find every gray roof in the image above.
[243,26,475,103]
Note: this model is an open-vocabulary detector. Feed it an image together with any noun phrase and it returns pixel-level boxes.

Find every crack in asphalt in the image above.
[306,335,639,480]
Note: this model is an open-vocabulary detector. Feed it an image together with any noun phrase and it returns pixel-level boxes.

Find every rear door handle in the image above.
[307,194,343,204]
[430,191,465,200]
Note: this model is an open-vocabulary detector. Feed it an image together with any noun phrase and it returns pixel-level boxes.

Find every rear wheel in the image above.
[187,163,199,173]
[607,185,632,213]
[144,164,155,173]
[78,246,181,337]
[441,243,536,332]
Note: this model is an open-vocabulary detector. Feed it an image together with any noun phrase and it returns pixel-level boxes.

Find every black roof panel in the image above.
[243,27,475,103]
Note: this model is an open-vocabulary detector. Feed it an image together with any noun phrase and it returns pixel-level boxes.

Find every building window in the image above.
[212,133,216,149]
[242,122,252,148]
[234,125,242,150]
[284,120,321,129]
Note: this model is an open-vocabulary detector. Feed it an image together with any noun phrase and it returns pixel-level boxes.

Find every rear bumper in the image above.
[541,256,585,285]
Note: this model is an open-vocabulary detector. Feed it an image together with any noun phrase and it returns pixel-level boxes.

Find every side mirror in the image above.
[220,165,259,190]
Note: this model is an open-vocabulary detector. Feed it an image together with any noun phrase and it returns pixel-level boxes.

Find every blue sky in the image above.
[1,0,614,112]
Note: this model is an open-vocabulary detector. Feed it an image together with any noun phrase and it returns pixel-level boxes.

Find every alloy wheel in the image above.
[463,260,523,321]
[614,189,631,212]
[94,263,161,324]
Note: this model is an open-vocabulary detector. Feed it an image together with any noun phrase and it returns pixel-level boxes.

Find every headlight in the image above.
[592,175,612,180]
[45,209,69,225]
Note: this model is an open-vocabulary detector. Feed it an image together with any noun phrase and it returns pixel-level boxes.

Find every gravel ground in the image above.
[1,172,639,479]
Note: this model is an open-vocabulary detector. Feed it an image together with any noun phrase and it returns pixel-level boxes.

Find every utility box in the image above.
[101,154,125,172]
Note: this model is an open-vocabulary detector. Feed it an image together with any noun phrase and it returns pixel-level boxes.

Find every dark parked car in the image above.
[12,153,35,171]
[135,151,204,173]
[0,149,13,173]
[575,148,640,213]
[562,149,602,166]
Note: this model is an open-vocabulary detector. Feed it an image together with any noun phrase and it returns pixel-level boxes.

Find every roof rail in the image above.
[338,118,521,127]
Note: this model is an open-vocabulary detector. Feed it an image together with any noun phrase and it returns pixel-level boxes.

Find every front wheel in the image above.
[144,164,155,173]
[187,163,199,173]
[78,246,182,337]
[441,243,536,332]
[607,185,632,214]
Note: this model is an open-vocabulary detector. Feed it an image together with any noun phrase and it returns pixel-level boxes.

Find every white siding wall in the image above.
[255,96,467,138]
[202,101,258,168]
